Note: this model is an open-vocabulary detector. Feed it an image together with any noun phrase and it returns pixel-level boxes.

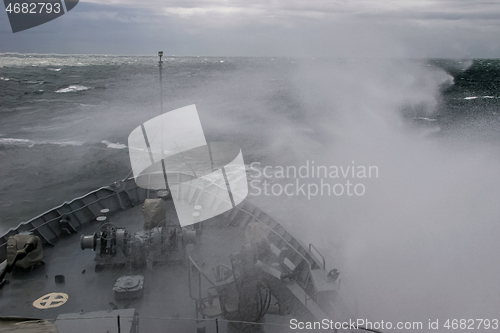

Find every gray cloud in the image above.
[0,0,499,57]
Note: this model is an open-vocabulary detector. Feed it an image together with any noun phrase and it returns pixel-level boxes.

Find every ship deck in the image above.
[0,200,295,332]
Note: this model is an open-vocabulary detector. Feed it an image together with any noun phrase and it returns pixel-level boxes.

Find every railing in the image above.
[150,171,323,304]
[0,192,117,246]
[309,243,326,270]
[195,182,318,298]
[135,172,322,287]
[23,313,379,333]
[187,256,217,323]
[160,171,319,288]
[0,184,139,259]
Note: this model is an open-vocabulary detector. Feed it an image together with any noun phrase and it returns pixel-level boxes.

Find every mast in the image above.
[121,52,164,184]
[158,51,163,114]
[158,51,169,190]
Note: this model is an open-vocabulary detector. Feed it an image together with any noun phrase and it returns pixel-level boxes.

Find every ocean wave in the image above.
[23,80,44,84]
[32,99,77,103]
[55,85,90,93]
[0,138,33,146]
[101,140,127,149]
[464,96,496,100]
[47,68,61,71]
[0,77,10,81]
[0,138,84,147]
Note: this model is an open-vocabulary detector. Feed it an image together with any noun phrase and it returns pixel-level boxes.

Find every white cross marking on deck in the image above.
[33,292,69,309]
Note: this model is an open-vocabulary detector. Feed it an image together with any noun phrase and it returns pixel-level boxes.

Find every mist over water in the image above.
[154,57,500,328]
[246,59,500,330]
[1,55,500,330]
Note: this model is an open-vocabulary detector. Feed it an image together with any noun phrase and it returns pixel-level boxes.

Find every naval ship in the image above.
[0,53,371,333]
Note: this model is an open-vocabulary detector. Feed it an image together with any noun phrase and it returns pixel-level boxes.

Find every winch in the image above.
[81,223,194,271]
[81,223,129,256]
[80,223,131,271]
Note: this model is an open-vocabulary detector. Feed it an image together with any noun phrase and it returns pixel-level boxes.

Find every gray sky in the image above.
[1,0,500,57]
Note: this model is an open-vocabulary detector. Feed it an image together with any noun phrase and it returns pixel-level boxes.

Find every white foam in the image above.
[416,117,437,122]
[32,99,73,103]
[0,138,33,147]
[101,140,127,149]
[53,140,83,147]
[47,68,62,72]
[0,77,10,81]
[55,85,90,93]
[0,138,83,147]
[464,96,496,100]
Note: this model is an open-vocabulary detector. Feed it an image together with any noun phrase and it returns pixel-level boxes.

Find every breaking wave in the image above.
[0,138,84,147]
[464,96,496,100]
[55,85,90,93]
[101,140,127,149]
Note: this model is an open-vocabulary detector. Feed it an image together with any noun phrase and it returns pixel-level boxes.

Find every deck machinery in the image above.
[0,177,358,332]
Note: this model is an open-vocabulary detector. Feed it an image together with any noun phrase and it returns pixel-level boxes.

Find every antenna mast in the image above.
[158,51,164,114]
[158,51,169,190]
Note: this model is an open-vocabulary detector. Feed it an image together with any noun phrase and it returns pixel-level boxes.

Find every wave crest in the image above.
[55,85,90,93]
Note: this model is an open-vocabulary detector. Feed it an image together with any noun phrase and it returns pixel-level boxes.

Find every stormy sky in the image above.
[1,0,500,57]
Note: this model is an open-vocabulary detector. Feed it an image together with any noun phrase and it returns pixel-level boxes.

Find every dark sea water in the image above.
[1,54,500,326]
[0,54,281,231]
[1,55,499,233]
